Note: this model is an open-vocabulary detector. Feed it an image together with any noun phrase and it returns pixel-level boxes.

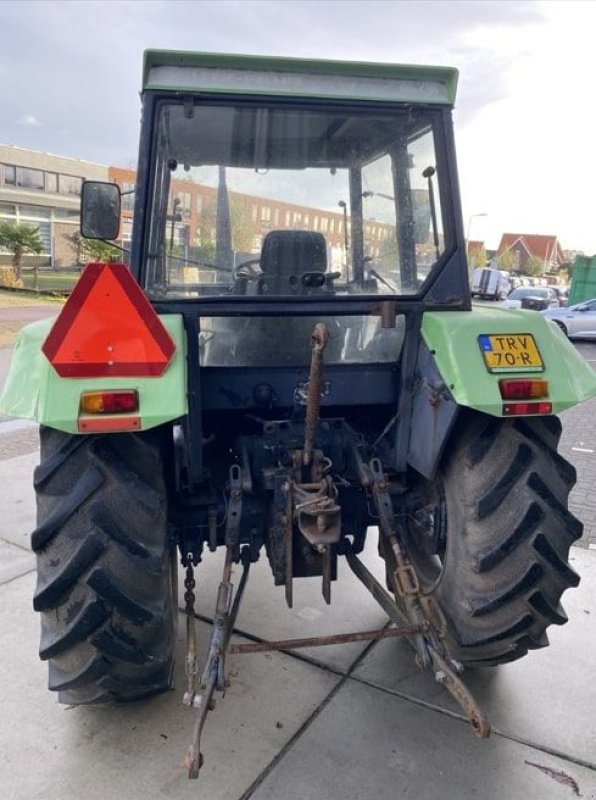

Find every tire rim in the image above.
[400,480,447,593]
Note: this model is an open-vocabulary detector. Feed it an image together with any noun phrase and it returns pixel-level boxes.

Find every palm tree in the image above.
[0,221,43,280]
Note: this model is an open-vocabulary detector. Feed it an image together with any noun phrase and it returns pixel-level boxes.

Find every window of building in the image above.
[285,211,291,226]
[121,219,133,242]
[3,165,16,186]
[329,219,335,233]
[273,208,279,225]
[45,173,58,193]
[261,206,271,222]
[320,217,328,232]
[121,182,135,211]
[174,225,188,246]
[0,203,16,218]
[53,208,79,220]
[58,174,82,196]
[16,167,45,191]
[19,205,51,219]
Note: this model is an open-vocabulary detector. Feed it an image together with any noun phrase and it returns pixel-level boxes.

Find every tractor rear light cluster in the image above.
[80,390,139,414]
[502,401,552,416]
[499,379,549,400]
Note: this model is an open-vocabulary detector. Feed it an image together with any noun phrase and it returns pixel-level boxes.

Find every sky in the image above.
[0,0,595,253]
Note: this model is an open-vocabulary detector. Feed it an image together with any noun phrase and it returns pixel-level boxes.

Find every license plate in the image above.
[478,334,544,373]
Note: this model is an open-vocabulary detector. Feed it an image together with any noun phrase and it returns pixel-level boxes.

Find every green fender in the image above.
[0,314,187,434]
[421,306,596,417]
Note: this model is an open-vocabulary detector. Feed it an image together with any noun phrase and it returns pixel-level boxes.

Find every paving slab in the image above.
[251,678,596,800]
[0,537,35,585]
[353,546,596,767]
[185,533,388,674]
[0,572,339,800]
[0,450,38,549]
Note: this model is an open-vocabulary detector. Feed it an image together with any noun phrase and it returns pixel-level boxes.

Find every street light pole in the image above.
[466,212,488,248]
[466,212,488,266]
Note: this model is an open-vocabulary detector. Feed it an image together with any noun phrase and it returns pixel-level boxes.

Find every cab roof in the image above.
[142,50,458,106]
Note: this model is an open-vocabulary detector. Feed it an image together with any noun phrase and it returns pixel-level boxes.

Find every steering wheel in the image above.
[232,258,262,282]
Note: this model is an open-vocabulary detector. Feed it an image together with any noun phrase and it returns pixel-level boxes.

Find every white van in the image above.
[471,267,511,301]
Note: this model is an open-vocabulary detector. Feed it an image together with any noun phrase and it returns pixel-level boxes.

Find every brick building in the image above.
[108,166,391,268]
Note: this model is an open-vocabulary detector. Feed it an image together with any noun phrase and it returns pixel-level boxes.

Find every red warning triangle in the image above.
[43,263,176,377]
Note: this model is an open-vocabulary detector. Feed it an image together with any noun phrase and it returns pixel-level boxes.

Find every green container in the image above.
[568,255,596,305]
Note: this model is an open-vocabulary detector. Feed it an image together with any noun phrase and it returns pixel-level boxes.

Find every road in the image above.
[1,305,596,798]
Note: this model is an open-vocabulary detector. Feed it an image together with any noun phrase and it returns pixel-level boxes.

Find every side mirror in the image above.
[81,181,121,240]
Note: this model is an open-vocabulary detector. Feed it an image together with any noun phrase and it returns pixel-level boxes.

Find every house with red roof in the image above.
[497,233,565,272]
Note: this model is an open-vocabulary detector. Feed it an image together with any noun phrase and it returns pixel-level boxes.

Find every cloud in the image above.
[0,0,544,165]
[16,113,42,128]
[2,0,594,250]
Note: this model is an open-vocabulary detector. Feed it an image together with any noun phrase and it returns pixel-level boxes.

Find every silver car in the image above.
[505,286,559,311]
[542,298,596,338]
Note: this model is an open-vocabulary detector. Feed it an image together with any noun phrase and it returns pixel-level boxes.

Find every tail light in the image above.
[503,401,552,416]
[499,379,549,400]
[80,390,139,414]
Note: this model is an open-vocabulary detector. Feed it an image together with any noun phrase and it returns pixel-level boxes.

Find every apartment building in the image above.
[107,166,389,269]
[0,144,108,267]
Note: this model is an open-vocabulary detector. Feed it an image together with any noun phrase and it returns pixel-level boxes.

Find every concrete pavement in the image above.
[1,436,595,798]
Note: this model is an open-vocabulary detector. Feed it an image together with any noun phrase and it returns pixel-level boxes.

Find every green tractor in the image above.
[2,50,595,777]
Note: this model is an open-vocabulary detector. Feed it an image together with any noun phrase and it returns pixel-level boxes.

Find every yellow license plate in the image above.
[478,334,544,373]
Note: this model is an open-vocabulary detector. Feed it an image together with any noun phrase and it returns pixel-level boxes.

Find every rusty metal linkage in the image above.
[428,645,491,739]
[290,476,340,604]
[228,623,428,655]
[303,322,329,467]
[284,479,294,609]
[185,546,251,779]
[357,457,491,740]
[183,416,491,779]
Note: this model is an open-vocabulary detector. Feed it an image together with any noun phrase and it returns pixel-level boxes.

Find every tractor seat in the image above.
[256,230,332,295]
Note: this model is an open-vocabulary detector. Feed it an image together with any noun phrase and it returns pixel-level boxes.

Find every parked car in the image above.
[551,287,568,307]
[504,286,559,311]
[542,298,596,338]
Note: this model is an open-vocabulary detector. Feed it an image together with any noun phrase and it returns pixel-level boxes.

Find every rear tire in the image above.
[385,413,581,667]
[32,427,176,704]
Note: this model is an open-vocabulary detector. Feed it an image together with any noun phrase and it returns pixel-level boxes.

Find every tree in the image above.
[522,256,544,278]
[467,245,487,269]
[230,198,256,253]
[68,232,120,265]
[497,248,519,272]
[0,220,43,280]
